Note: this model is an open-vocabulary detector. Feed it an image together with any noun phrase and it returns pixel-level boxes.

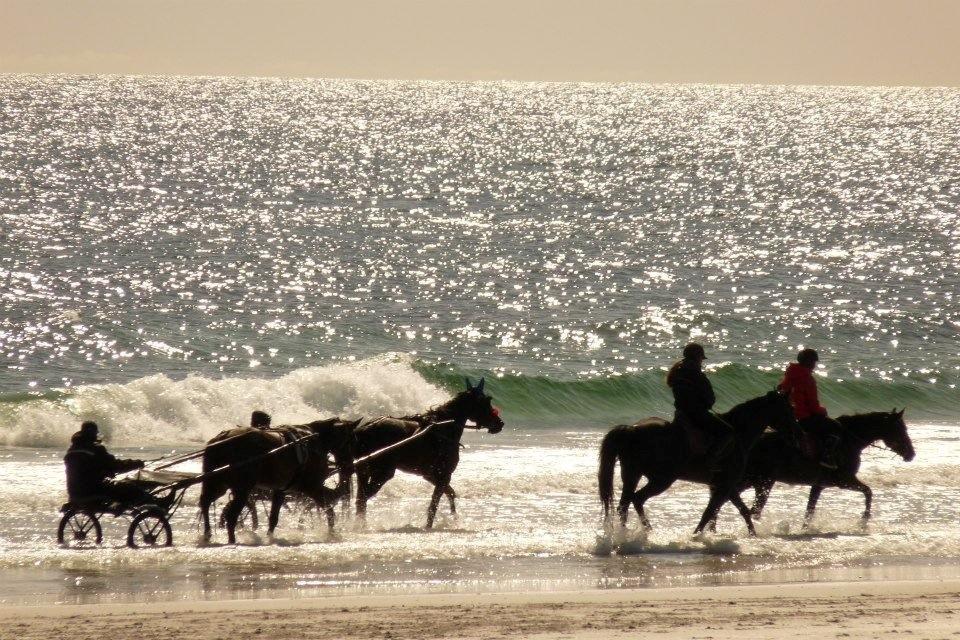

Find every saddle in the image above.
[274,427,314,465]
[791,427,832,462]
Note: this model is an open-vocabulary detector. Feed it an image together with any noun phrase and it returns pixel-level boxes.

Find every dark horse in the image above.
[598,390,796,536]
[733,409,915,526]
[199,419,355,543]
[353,377,504,529]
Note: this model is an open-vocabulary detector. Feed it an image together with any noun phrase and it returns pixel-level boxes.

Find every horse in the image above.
[353,377,504,529]
[734,409,915,526]
[199,418,355,543]
[598,390,796,536]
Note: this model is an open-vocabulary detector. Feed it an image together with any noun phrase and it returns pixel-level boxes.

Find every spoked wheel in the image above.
[127,509,173,548]
[57,509,103,547]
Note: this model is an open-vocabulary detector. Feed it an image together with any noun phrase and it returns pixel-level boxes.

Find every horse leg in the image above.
[224,487,251,544]
[426,474,452,529]
[837,478,872,522]
[728,492,757,535]
[695,487,754,536]
[707,488,763,533]
[630,476,675,531]
[199,479,228,542]
[444,484,457,516]
[268,491,284,535]
[339,471,353,517]
[355,467,370,520]
[617,466,642,527]
[309,486,339,531]
[803,486,824,528]
[356,466,395,522]
[751,480,775,519]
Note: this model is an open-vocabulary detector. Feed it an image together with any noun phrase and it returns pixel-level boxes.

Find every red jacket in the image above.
[779,362,828,420]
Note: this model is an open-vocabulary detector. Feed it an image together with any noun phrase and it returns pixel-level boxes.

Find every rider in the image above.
[667,343,734,470]
[63,421,155,506]
[250,410,271,429]
[778,348,843,469]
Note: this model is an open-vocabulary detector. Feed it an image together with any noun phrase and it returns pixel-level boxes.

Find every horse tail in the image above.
[598,425,630,520]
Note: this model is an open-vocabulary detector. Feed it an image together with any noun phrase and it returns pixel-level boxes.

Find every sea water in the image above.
[1,75,959,604]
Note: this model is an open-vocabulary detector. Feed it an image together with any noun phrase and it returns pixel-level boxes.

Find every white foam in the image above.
[0,354,446,447]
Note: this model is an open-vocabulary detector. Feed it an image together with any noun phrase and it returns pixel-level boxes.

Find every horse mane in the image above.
[721,392,772,422]
[398,391,463,423]
[836,411,893,428]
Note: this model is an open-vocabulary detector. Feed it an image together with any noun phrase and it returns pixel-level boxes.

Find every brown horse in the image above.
[353,377,504,529]
[598,390,796,536]
[199,418,355,543]
[734,409,915,526]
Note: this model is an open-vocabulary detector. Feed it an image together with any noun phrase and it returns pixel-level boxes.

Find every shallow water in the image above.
[1,420,957,604]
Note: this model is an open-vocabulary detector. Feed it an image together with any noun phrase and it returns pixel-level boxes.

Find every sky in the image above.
[2,0,959,86]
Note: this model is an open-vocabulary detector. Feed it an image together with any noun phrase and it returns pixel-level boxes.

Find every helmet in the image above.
[250,411,271,428]
[797,348,819,366]
[682,343,707,360]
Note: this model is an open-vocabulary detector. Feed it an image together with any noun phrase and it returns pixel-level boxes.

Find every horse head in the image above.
[308,419,356,463]
[456,376,504,433]
[881,408,915,461]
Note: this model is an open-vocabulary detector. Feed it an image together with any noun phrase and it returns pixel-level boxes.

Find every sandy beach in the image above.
[2,579,958,640]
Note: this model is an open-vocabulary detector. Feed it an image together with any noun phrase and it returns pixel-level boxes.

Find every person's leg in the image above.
[801,416,840,469]
[702,413,735,471]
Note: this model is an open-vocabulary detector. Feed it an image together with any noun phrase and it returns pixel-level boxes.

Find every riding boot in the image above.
[819,434,841,469]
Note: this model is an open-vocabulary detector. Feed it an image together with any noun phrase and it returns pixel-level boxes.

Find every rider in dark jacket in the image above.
[667,343,734,469]
[64,421,151,505]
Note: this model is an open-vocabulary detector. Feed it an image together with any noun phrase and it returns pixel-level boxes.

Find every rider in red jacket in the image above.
[778,349,843,468]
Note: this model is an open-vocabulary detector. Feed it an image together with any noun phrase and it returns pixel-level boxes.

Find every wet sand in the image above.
[1,579,958,640]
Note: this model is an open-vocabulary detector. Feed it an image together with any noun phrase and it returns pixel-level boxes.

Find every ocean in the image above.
[1,74,959,604]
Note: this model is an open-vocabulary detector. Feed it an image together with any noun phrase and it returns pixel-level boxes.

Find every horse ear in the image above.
[897,408,905,418]
[476,377,485,394]
[464,377,473,391]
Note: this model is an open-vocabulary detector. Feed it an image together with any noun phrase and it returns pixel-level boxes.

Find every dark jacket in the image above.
[667,359,716,416]
[64,433,141,500]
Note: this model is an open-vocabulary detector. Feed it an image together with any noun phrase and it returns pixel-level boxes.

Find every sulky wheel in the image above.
[127,509,173,548]
[57,509,103,547]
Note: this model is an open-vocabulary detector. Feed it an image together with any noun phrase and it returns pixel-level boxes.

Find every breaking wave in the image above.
[2,355,957,448]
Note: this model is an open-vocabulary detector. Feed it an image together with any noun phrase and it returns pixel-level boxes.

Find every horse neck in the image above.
[415,398,469,430]
[721,402,774,444]
[838,413,890,452]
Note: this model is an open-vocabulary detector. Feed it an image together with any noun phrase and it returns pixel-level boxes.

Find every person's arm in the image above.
[778,371,790,394]
[115,458,145,473]
[702,374,716,411]
[94,445,142,476]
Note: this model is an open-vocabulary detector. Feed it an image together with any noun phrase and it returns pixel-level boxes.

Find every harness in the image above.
[261,427,319,492]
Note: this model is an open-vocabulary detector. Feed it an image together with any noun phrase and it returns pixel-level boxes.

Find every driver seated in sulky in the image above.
[63,421,156,507]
